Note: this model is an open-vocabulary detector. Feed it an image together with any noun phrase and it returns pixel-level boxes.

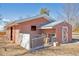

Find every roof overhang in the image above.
[40,20,66,29]
[40,27,53,29]
[5,14,55,28]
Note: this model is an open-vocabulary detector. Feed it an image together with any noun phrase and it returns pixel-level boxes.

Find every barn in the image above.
[5,14,72,50]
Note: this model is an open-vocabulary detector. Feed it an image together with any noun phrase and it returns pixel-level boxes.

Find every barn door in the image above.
[20,34,30,50]
[10,27,13,41]
[50,33,55,44]
[62,26,68,43]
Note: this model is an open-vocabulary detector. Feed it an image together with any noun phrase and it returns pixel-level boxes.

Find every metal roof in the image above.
[6,14,55,27]
[40,20,65,29]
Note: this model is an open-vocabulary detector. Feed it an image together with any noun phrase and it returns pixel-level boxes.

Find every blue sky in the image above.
[0,3,64,21]
[0,3,66,31]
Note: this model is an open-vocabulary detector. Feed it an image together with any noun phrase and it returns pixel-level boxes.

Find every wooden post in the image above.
[44,34,49,46]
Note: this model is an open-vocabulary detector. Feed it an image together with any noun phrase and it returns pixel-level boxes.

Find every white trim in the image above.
[40,27,53,29]
[62,26,68,43]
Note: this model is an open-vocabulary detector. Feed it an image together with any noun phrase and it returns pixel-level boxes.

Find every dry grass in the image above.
[0,32,6,36]
[73,27,79,32]
[0,35,79,56]
[1,38,79,56]
[23,44,79,56]
[0,37,27,56]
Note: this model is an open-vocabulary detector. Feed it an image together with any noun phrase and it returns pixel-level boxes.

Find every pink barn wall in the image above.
[55,22,72,43]
[6,17,72,46]
[6,17,50,44]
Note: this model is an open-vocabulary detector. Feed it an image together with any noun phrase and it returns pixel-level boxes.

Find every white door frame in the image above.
[62,26,68,43]
[50,33,56,43]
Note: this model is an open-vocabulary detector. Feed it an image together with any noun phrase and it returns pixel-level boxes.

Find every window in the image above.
[31,26,36,31]
[51,33,55,36]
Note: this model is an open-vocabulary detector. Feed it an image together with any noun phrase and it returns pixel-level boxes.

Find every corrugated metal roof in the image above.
[6,14,55,27]
[40,20,65,29]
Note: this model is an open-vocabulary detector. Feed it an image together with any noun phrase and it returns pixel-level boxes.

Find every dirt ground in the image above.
[23,43,79,56]
[0,36,79,56]
[0,40,79,56]
[0,37,27,56]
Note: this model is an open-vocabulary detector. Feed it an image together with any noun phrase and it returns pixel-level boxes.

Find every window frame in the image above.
[31,25,37,31]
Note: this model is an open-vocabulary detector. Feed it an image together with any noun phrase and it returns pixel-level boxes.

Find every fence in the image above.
[31,36,47,50]
[19,33,55,50]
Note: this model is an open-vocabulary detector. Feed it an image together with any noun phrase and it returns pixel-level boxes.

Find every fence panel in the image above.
[31,36,46,50]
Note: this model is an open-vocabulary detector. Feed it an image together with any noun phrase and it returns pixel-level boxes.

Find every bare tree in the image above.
[63,4,79,21]
[59,4,79,30]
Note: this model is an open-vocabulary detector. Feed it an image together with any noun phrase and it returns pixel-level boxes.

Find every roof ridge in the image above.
[5,14,55,27]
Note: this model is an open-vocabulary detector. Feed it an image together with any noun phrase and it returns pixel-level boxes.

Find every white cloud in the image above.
[0,18,15,31]
[0,18,11,31]
[2,18,11,22]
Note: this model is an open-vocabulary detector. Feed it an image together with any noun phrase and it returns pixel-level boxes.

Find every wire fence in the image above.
[31,36,47,50]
